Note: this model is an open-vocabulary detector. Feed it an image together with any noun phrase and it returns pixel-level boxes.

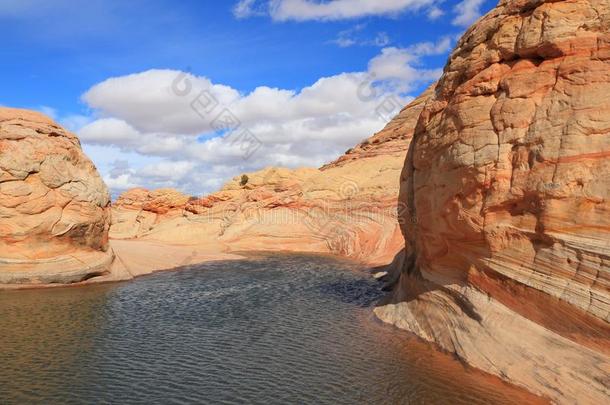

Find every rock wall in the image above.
[109,87,435,266]
[375,0,610,403]
[0,108,113,284]
[110,188,191,239]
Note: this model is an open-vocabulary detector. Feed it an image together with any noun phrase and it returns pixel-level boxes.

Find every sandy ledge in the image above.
[0,239,245,290]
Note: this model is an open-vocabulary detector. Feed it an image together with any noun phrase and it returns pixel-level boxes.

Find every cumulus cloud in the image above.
[452,0,485,27]
[367,37,452,92]
[79,117,190,156]
[137,160,197,182]
[83,70,241,135]
[101,153,244,197]
[79,40,451,196]
[80,118,142,145]
[234,0,438,21]
[104,173,139,193]
[102,157,202,196]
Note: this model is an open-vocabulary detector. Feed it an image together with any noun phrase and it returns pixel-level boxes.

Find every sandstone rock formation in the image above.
[110,188,190,239]
[321,85,434,169]
[0,108,113,284]
[109,87,435,266]
[375,0,610,403]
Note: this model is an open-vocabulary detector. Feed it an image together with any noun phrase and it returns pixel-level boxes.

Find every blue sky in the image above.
[1,0,497,197]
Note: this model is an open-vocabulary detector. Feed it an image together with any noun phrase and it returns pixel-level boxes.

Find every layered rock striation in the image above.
[0,108,113,284]
[110,188,191,239]
[375,0,610,403]
[321,85,434,169]
[109,87,435,266]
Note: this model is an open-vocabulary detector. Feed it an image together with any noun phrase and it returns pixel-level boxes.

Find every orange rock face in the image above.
[114,188,191,214]
[376,0,610,403]
[403,0,610,323]
[109,88,434,265]
[0,108,113,284]
[110,188,191,239]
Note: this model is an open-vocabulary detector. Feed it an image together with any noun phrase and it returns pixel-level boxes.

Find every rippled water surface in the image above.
[0,253,542,404]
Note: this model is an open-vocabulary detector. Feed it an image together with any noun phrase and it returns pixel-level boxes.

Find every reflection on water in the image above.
[0,253,544,404]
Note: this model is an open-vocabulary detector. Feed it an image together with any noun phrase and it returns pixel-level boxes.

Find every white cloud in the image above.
[79,40,450,196]
[233,1,490,28]
[104,173,139,192]
[80,118,192,157]
[330,24,364,47]
[330,24,391,48]
[59,114,94,132]
[452,0,485,27]
[233,0,268,18]
[373,32,391,47]
[367,37,452,91]
[35,105,58,120]
[82,70,240,135]
[234,0,438,21]
[405,36,452,55]
[100,154,239,197]
[100,155,201,195]
[137,161,196,182]
[80,118,142,145]
[31,108,92,135]
[427,6,444,20]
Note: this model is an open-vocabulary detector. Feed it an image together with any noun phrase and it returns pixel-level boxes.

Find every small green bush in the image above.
[240,174,249,187]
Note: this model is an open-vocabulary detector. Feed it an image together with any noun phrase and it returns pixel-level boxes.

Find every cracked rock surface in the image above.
[0,108,113,284]
[376,1,610,403]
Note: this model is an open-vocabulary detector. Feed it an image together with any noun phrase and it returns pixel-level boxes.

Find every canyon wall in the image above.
[0,108,113,284]
[375,0,610,403]
[109,86,435,266]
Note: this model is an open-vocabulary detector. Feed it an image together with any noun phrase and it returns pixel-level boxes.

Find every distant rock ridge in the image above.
[114,188,191,214]
[0,108,113,284]
[109,87,436,266]
[375,0,610,403]
[321,84,435,170]
[110,188,191,239]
